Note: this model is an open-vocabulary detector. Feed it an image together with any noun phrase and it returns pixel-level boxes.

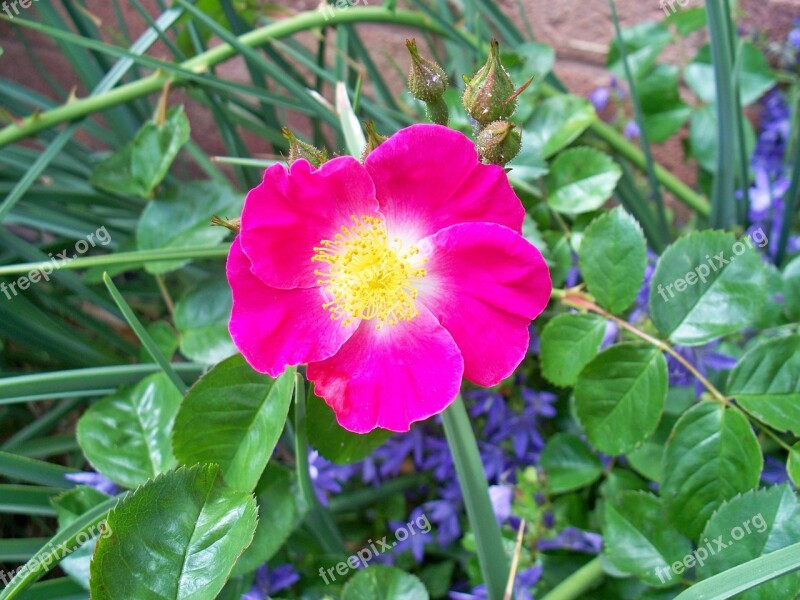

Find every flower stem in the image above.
[293,373,347,556]
[555,289,728,404]
[539,556,605,600]
[442,396,510,600]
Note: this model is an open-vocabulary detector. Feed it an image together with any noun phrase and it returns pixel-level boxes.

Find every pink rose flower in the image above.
[227,124,552,433]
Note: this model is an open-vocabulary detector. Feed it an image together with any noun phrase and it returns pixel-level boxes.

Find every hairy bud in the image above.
[361,121,388,161]
[476,120,521,166]
[463,39,533,126]
[282,127,328,168]
[406,38,448,103]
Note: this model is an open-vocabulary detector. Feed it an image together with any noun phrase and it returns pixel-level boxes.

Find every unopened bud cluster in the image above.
[405,38,532,166]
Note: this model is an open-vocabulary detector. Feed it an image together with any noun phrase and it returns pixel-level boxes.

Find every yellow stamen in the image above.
[312,215,427,328]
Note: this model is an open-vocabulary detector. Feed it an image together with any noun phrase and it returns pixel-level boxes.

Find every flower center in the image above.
[312,215,426,328]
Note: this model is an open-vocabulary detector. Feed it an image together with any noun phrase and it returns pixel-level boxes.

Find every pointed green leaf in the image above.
[546,147,622,215]
[173,355,294,493]
[174,278,236,365]
[525,95,596,159]
[76,373,181,489]
[684,43,776,107]
[728,335,800,436]
[649,231,766,345]
[574,344,667,455]
[90,464,257,600]
[540,313,607,387]
[540,433,604,493]
[662,402,762,539]
[578,206,646,314]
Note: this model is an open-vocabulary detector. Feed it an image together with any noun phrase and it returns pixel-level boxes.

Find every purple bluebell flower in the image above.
[761,454,790,485]
[308,449,355,505]
[748,168,790,223]
[449,566,542,600]
[538,527,603,554]
[488,484,513,524]
[65,471,118,496]
[623,120,640,139]
[667,341,737,394]
[423,499,461,546]
[390,507,434,562]
[242,564,299,600]
[542,512,556,529]
[588,87,610,112]
[789,20,800,50]
[521,388,557,419]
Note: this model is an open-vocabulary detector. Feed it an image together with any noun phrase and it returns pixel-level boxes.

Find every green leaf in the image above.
[684,43,776,107]
[173,355,294,493]
[76,373,181,489]
[649,231,766,345]
[603,491,691,587]
[136,180,242,274]
[307,390,391,464]
[574,344,667,455]
[545,147,622,215]
[540,313,607,387]
[639,64,692,143]
[781,255,800,321]
[689,105,757,174]
[727,336,800,436]
[664,7,707,36]
[232,465,300,576]
[696,485,800,600]
[341,565,429,600]
[90,106,190,198]
[578,206,646,314]
[174,277,236,365]
[540,433,604,494]
[525,95,596,159]
[90,464,257,600]
[788,443,800,487]
[662,402,762,539]
[607,21,671,80]
[674,541,800,600]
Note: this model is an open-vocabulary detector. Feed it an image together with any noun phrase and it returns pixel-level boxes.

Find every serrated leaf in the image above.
[684,43,776,107]
[525,95,596,159]
[91,106,190,198]
[578,207,646,314]
[341,565,429,600]
[540,313,607,387]
[90,464,257,600]
[649,231,766,345]
[546,147,622,215]
[662,402,762,539]
[728,336,800,435]
[136,180,242,274]
[574,344,667,455]
[174,277,236,365]
[603,491,691,587]
[172,355,294,493]
[540,433,604,493]
[696,485,800,600]
[607,21,671,80]
[639,64,692,142]
[76,373,181,489]
[307,390,391,464]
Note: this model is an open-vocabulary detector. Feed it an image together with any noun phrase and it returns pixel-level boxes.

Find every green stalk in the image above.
[442,396,509,600]
[705,0,737,228]
[293,373,347,556]
[539,557,604,600]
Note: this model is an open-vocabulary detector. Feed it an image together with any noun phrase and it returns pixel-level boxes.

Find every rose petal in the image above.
[240,157,379,289]
[227,237,357,376]
[307,306,464,433]
[365,124,525,242]
[418,222,552,387]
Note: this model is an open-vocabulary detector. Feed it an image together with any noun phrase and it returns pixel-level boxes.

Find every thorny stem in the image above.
[552,288,729,405]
